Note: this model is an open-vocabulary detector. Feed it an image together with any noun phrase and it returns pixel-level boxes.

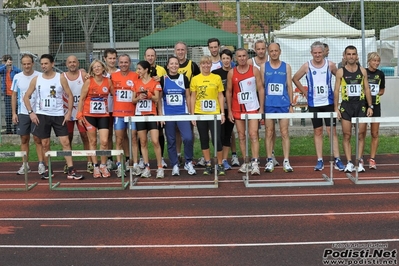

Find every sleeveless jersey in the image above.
[231,66,260,113]
[82,77,111,117]
[35,73,65,116]
[306,59,334,107]
[63,71,84,120]
[211,61,223,72]
[264,61,290,108]
[134,78,161,116]
[340,66,365,102]
[367,68,385,105]
[190,73,223,115]
[111,71,138,117]
[11,71,40,115]
[178,60,194,82]
[252,57,261,70]
[162,74,188,115]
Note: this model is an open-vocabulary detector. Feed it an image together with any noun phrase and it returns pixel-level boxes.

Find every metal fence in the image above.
[0,0,399,136]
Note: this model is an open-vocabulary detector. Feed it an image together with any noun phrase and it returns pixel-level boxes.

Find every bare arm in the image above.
[334,68,343,120]
[60,75,73,123]
[292,62,309,96]
[226,69,234,123]
[286,64,294,113]
[24,77,38,125]
[253,67,264,114]
[361,67,373,117]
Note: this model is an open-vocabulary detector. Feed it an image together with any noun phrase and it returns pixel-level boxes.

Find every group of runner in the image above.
[10,39,384,180]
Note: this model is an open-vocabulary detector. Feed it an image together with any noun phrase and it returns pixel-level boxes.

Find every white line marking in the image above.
[1,191,399,201]
[1,210,399,221]
[0,239,398,249]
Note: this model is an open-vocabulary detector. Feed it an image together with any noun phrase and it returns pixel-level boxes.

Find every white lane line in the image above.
[0,238,398,248]
[1,210,399,221]
[1,191,399,201]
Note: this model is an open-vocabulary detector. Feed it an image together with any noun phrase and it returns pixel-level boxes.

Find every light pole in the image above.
[108,0,115,49]
[152,0,155,33]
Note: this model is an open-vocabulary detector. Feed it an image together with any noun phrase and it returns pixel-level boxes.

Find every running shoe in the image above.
[67,169,84,180]
[100,164,111,178]
[184,161,196,175]
[251,161,260,175]
[38,163,46,175]
[172,164,180,176]
[238,163,249,173]
[177,154,183,167]
[358,159,366,172]
[231,155,240,166]
[265,160,274,173]
[334,159,345,171]
[203,164,212,175]
[161,158,168,168]
[17,164,31,175]
[87,162,94,173]
[106,159,117,170]
[116,164,124,178]
[314,160,324,171]
[196,157,206,167]
[156,168,164,179]
[63,163,68,174]
[368,158,377,170]
[222,159,232,171]
[125,160,130,172]
[141,167,151,178]
[138,158,145,169]
[41,169,54,180]
[344,162,355,173]
[283,160,294,172]
[93,166,101,178]
[217,164,225,176]
[131,165,142,176]
[272,152,280,166]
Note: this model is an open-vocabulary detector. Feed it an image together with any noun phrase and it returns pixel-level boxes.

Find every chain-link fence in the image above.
[0,0,398,137]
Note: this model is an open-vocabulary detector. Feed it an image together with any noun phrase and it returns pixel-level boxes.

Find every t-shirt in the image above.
[190,73,223,115]
[111,71,139,117]
[11,71,40,115]
[366,68,385,105]
[134,78,161,116]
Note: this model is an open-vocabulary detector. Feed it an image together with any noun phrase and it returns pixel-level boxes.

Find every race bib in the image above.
[116,89,133,102]
[369,84,380,96]
[137,100,152,112]
[40,97,57,111]
[313,85,328,98]
[166,94,183,106]
[201,100,216,112]
[73,95,80,107]
[267,83,284,96]
[237,91,254,104]
[346,84,361,97]
[90,100,106,114]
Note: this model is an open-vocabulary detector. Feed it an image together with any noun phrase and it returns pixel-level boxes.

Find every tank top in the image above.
[134,78,162,116]
[82,77,111,117]
[264,61,290,108]
[340,66,365,102]
[178,60,194,82]
[111,71,138,117]
[63,71,84,120]
[35,73,65,116]
[306,59,334,107]
[231,65,260,113]
[367,68,385,105]
[162,74,188,115]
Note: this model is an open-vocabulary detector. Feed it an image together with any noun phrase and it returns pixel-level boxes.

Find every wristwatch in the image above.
[368,105,374,109]
[28,110,34,114]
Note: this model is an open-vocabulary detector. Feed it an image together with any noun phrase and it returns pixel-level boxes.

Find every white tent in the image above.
[380,25,399,73]
[273,6,375,38]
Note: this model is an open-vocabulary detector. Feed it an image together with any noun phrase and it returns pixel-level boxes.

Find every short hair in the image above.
[199,55,212,65]
[174,41,187,50]
[88,59,107,76]
[323,43,329,48]
[367,52,381,63]
[268,42,281,51]
[118,53,131,63]
[2,54,12,61]
[254,40,267,49]
[167,55,179,65]
[103,48,117,58]
[220,49,233,59]
[311,41,325,52]
[145,47,157,56]
[40,54,54,63]
[344,45,357,54]
[20,54,34,63]
[235,48,248,54]
[207,38,220,46]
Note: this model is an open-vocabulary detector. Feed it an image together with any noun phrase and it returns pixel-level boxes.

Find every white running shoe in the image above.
[231,155,240,166]
[156,168,164,179]
[38,163,46,175]
[138,158,145,169]
[172,164,180,176]
[272,153,280,166]
[283,160,294,172]
[161,158,168,168]
[251,161,260,175]
[357,159,366,172]
[184,161,196,175]
[238,163,249,173]
[265,160,274,173]
[196,157,206,167]
[116,164,123,178]
[344,162,355,173]
[131,165,142,176]
[106,159,116,170]
[141,167,151,178]
[17,164,31,175]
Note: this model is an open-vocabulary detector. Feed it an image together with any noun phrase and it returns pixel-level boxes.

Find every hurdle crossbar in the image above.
[45,150,129,190]
[0,151,38,191]
[125,115,221,190]
[348,117,399,185]
[241,112,337,188]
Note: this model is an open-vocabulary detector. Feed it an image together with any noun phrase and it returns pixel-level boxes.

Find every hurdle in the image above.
[45,150,129,190]
[241,112,337,188]
[126,115,221,190]
[348,116,399,185]
[0,151,38,191]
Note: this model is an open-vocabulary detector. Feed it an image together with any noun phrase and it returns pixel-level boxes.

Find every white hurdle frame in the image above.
[0,151,38,191]
[125,115,222,190]
[349,116,399,185]
[45,150,129,190]
[241,112,337,188]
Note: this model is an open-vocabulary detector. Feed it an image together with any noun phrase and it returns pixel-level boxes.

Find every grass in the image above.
[1,135,399,163]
